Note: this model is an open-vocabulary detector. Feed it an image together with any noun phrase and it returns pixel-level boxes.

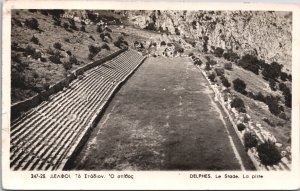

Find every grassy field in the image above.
[70,56,255,170]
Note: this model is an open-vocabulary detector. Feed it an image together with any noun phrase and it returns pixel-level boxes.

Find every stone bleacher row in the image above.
[10,49,144,171]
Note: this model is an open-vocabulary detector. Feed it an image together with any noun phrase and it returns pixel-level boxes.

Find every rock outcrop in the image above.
[126,10,292,72]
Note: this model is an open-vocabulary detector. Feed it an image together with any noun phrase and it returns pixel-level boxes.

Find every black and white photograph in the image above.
[2,1,300,190]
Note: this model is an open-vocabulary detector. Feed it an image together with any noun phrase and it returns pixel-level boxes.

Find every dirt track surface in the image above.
[70,56,255,170]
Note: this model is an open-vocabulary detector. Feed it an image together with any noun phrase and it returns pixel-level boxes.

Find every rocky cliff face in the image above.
[126,10,292,72]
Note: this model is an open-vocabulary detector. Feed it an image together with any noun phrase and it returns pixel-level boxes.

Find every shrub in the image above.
[30,35,39,44]
[265,95,281,115]
[214,68,224,76]
[221,76,231,88]
[40,10,49,16]
[243,131,258,149]
[205,63,211,71]
[63,22,69,30]
[188,53,194,57]
[23,45,36,57]
[88,53,95,60]
[66,50,72,56]
[46,46,55,55]
[223,52,240,62]
[257,140,282,165]
[237,123,246,131]
[262,62,283,80]
[224,62,233,70]
[214,47,224,57]
[63,60,72,70]
[89,35,95,41]
[53,15,61,26]
[208,73,216,82]
[80,25,86,32]
[49,55,61,64]
[69,55,78,65]
[253,92,266,103]
[49,51,61,64]
[40,57,47,62]
[97,25,103,33]
[160,41,166,46]
[194,59,202,66]
[25,18,39,30]
[233,78,247,94]
[207,59,217,66]
[32,51,42,60]
[68,19,77,30]
[53,42,62,50]
[269,79,277,91]
[203,36,209,53]
[88,45,101,55]
[231,97,245,110]
[114,36,128,49]
[105,27,112,32]
[280,72,288,81]
[101,43,110,50]
[238,54,261,75]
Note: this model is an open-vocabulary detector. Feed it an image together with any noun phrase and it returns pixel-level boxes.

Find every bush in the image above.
[244,131,258,149]
[49,55,61,64]
[101,43,110,50]
[207,59,217,66]
[68,19,77,30]
[40,57,47,62]
[214,68,224,76]
[32,51,42,60]
[160,41,166,46]
[223,52,240,62]
[208,73,216,82]
[238,54,260,75]
[233,78,247,94]
[214,47,224,57]
[194,59,202,66]
[231,97,246,111]
[224,62,233,70]
[66,50,72,56]
[30,35,39,44]
[114,36,128,49]
[237,123,246,131]
[23,45,36,57]
[97,25,103,33]
[257,140,282,165]
[25,18,39,30]
[53,42,62,50]
[188,53,194,57]
[69,55,78,65]
[269,79,277,91]
[63,61,72,70]
[280,72,288,81]
[221,76,231,88]
[63,22,69,30]
[88,45,101,55]
[205,63,211,71]
[80,25,86,32]
[252,92,265,103]
[262,62,283,80]
[52,15,61,26]
[49,51,61,64]
[265,95,282,115]
[46,46,55,55]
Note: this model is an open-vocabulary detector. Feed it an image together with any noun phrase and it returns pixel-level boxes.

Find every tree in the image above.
[262,62,283,80]
[233,78,247,94]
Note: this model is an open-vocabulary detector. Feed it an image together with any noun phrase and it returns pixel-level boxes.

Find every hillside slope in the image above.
[126,10,292,72]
